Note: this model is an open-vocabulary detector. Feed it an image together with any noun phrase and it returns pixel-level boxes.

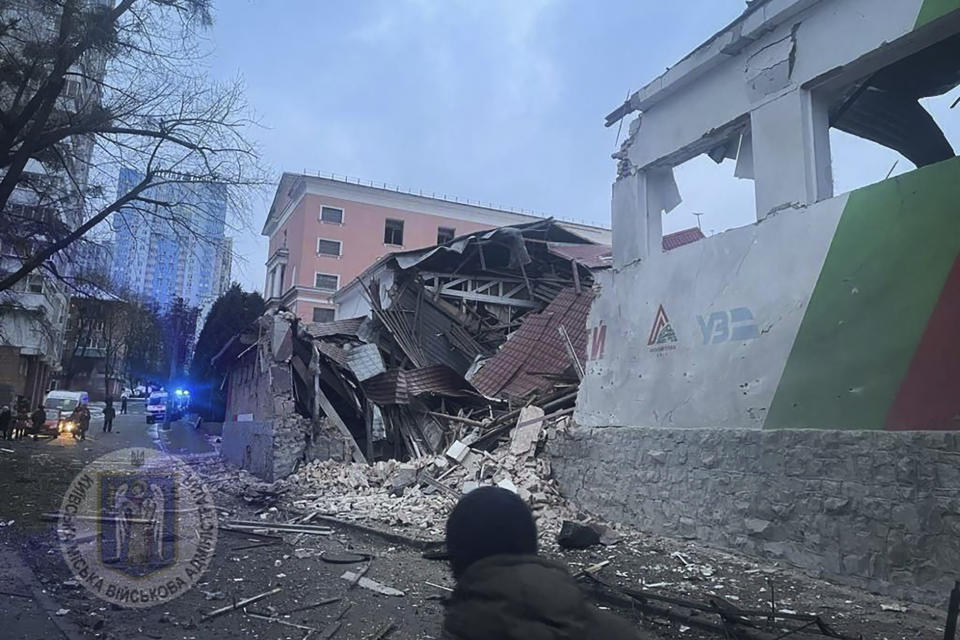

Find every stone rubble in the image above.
[279,416,585,547]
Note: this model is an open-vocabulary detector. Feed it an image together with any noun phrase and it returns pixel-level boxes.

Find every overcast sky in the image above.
[206,1,960,292]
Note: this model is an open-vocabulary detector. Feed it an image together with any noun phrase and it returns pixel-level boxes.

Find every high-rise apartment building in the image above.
[111,169,232,309]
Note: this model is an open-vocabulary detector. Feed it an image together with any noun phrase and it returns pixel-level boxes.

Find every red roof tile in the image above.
[662,227,705,250]
[362,365,479,405]
[470,287,593,399]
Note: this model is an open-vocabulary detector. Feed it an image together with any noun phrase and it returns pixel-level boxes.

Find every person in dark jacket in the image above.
[30,404,46,440]
[0,406,10,440]
[103,400,115,433]
[443,486,644,640]
[14,396,29,440]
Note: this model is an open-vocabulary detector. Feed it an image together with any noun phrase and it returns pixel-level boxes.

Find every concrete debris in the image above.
[445,440,469,463]
[281,415,591,547]
[509,406,544,455]
[339,571,405,597]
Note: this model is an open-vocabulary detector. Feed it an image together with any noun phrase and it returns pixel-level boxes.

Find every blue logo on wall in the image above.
[697,307,759,344]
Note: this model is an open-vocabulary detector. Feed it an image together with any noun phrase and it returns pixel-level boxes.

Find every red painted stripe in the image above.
[885,255,960,430]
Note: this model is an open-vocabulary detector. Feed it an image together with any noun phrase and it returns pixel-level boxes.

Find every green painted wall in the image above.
[916,0,960,28]
[766,157,960,429]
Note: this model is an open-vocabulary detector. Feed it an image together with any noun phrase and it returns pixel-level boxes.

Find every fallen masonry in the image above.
[280,412,582,550]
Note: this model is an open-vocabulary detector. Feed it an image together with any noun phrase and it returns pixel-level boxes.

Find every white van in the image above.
[43,390,89,435]
[146,391,168,424]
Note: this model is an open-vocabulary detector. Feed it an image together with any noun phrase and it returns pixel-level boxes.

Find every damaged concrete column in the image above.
[750,89,833,218]
[611,170,664,269]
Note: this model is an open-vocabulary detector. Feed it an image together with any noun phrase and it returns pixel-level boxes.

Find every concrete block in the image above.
[446,440,469,463]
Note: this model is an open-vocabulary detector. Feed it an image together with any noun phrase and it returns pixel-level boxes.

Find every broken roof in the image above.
[362,365,481,405]
[303,316,366,339]
[545,243,613,269]
[335,218,599,302]
[469,287,594,399]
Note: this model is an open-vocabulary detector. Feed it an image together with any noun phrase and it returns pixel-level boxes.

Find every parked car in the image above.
[42,390,89,436]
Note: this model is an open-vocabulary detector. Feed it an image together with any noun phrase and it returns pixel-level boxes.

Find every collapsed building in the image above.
[552,0,960,605]
[215,219,703,479]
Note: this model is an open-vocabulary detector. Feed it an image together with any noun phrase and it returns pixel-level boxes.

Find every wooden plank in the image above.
[558,325,584,380]
[425,287,539,308]
[315,374,367,464]
[426,411,485,427]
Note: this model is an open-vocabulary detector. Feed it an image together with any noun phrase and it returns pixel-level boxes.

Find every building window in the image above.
[314,273,339,291]
[320,206,344,224]
[317,238,342,257]
[384,218,404,246]
[27,275,43,293]
[63,78,81,98]
[437,226,456,244]
[312,307,335,323]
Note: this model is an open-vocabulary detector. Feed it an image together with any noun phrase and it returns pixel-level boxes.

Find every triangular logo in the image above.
[647,304,678,346]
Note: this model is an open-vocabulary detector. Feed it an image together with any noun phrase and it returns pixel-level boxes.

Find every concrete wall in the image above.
[583,157,960,431]
[221,415,351,482]
[626,0,938,170]
[549,426,960,605]
[221,420,274,480]
[223,349,273,422]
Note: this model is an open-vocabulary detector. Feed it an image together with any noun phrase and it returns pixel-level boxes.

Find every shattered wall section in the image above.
[221,312,355,481]
[273,413,351,481]
[549,425,960,605]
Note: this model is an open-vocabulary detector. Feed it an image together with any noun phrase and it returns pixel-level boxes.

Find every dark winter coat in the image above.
[443,554,644,640]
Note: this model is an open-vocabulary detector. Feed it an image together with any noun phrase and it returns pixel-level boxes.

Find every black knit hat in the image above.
[445,486,538,578]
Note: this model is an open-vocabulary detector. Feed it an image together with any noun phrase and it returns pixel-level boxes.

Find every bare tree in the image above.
[100,294,129,399]
[60,292,128,396]
[0,0,266,292]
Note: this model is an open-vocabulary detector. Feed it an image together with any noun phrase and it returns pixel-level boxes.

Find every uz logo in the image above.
[697,307,759,344]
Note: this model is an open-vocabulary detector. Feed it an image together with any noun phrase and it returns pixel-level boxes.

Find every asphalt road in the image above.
[1,400,215,529]
[0,401,219,640]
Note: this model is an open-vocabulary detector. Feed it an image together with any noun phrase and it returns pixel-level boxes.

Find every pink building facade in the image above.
[261,173,611,323]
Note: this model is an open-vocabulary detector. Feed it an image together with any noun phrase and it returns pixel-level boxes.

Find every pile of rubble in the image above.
[281,411,583,548]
